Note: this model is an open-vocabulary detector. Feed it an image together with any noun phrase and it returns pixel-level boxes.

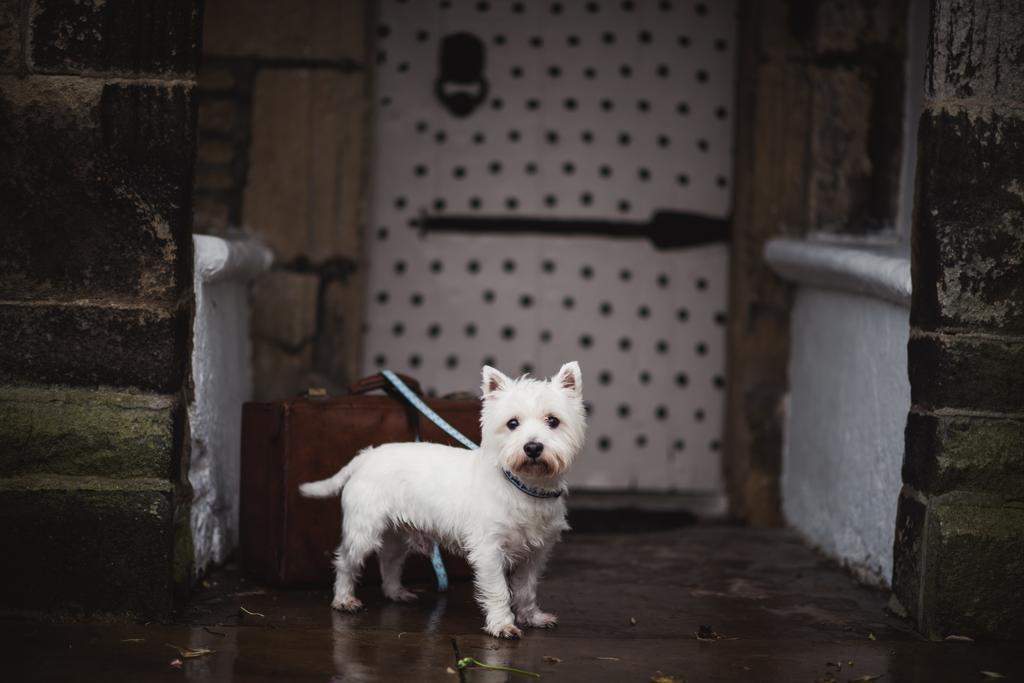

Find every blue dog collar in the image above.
[502,469,565,499]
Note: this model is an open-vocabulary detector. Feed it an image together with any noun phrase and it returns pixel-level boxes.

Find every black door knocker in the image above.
[435,32,489,118]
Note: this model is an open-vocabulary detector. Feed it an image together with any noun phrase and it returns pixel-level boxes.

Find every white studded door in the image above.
[364,0,735,493]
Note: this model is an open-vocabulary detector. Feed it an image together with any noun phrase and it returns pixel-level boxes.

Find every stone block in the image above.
[904,411,1024,498]
[921,495,1024,639]
[891,489,926,623]
[243,68,366,263]
[201,0,366,63]
[0,303,188,393]
[0,480,176,615]
[0,385,179,479]
[0,77,194,304]
[927,0,1024,107]
[911,110,1024,333]
[0,0,20,73]
[30,0,201,75]
[908,333,1024,413]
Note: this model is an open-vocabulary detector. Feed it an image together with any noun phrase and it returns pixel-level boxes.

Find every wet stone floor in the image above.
[5,526,1022,682]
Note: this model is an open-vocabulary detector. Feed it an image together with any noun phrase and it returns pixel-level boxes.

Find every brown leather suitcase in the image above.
[240,373,480,585]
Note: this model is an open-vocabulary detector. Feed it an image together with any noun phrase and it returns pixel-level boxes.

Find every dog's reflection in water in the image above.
[330,593,522,680]
[330,593,451,681]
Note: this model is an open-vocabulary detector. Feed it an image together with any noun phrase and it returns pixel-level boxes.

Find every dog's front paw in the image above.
[523,610,558,628]
[384,587,418,603]
[485,623,523,639]
[331,596,364,612]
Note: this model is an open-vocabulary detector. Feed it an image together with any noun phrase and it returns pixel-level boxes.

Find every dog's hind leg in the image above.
[379,528,417,603]
[331,515,383,612]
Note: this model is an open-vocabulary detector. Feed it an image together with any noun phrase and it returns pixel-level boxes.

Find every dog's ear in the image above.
[553,361,582,398]
[481,365,510,397]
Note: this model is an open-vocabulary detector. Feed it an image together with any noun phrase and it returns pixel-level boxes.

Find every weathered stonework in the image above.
[30,0,201,75]
[0,77,194,304]
[926,0,1024,106]
[0,385,179,479]
[0,0,201,617]
[908,333,1024,413]
[912,111,1024,334]
[921,495,1024,639]
[895,0,1024,641]
[903,411,1024,498]
[0,482,175,615]
[0,303,188,393]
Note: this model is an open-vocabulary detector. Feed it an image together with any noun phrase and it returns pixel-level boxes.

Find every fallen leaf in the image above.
[868,632,877,641]
[597,656,621,661]
[166,644,216,659]
[239,606,265,618]
[944,634,974,643]
[630,616,637,626]
[543,656,562,664]
[445,666,457,675]
[169,658,183,669]
[980,672,1006,679]
[695,625,738,641]
[847,676,883,682]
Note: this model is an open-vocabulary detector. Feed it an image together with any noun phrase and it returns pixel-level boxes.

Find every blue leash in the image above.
[380,370,479,592]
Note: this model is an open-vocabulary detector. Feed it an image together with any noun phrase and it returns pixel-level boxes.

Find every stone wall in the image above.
[195,0,371,401]
[0,0,202,614]
[726,0,909,525]
[892,0,1024,640]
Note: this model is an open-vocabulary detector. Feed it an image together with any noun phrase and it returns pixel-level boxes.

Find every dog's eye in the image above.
[546,415,560,428]
[506,418,519,431]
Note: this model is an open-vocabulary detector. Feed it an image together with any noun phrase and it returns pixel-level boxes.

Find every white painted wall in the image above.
[190,235,271,576]
[768,239,911,586]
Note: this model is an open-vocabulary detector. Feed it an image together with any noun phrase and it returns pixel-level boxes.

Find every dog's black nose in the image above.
[524,442,544,459]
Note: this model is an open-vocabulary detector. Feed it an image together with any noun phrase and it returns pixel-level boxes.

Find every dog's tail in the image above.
[298,453,366,498]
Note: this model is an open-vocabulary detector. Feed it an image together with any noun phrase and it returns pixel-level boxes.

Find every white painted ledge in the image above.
[194,234,273,285]
[765,238,912,308]
[190,234,271,576]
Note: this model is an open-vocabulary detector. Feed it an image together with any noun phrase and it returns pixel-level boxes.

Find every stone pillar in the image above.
[0,0,202,615]
[893,0,1024,639]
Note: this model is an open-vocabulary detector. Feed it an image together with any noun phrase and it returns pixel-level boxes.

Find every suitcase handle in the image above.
[348,372,424,397]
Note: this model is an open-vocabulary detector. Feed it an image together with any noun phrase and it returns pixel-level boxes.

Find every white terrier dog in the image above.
[299,362,586,639]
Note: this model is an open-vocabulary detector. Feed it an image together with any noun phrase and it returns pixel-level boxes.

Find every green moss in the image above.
[0,384,177,478]
[936,415,1024,495]
[921,495,1024,640]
